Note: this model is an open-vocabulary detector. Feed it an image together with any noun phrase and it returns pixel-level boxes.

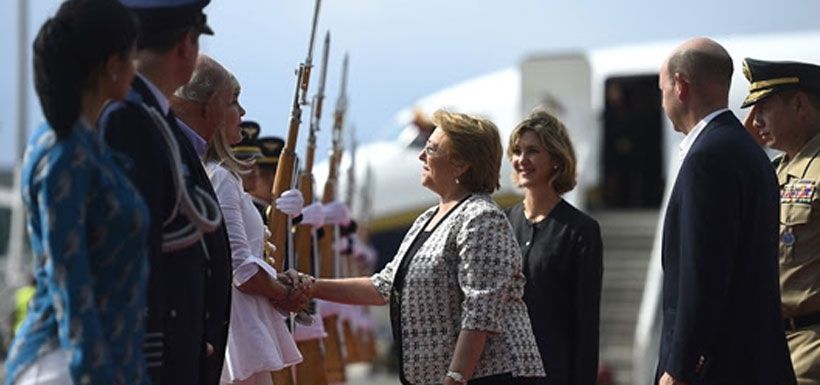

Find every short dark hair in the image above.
[138,26,195,53]
[33,0,138,137]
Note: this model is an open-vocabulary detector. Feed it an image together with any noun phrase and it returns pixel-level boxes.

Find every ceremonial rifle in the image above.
[318,53,349,384]
[293,31,331,385]
[339,124,366,363]
[267,2,321,383]
[318,52,348,279]
[294,30,329,295]
[357,164,379,361]
[267,0,321,272]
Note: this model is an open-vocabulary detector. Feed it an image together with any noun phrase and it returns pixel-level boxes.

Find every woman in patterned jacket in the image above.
[307,110,545,385]
[5,1,149,384]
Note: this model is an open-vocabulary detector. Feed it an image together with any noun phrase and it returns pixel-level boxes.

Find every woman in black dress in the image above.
[505,109,604,385]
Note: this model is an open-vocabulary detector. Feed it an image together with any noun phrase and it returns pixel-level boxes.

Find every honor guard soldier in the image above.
[743,58,820,385]
[100,1,232,384]
[252,135,286,223]
[239,125,320,235]
[233,120,264,161]
[231,121,265,216]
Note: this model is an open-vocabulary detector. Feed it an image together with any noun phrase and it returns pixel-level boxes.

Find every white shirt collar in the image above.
[136,72,170,116]
[678,108,730,160]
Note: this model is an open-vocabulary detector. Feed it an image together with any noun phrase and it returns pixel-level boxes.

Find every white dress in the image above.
[207,163,302,385]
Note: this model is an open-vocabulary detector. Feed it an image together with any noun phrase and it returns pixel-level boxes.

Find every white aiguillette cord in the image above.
[141,104,223,252]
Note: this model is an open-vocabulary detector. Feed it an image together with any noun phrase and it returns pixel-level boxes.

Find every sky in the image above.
[2,0,820,168]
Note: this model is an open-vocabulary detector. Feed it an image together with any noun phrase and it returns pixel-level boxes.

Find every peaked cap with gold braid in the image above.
[231,120,264,161]
[742,58,820,108]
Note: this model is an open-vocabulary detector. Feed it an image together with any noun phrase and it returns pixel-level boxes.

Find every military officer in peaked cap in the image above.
[235,122,322,232]
[232,121,265,219]
[250,135,286,224]
[99,1,232,384]
[743,58,820,385]
[232,120,264,161]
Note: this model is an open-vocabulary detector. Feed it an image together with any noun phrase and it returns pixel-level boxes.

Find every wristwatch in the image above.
[446,370,467,384]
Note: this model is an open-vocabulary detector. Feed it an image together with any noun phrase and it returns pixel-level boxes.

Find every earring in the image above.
[455,178,460,185]
[553,165,559,170]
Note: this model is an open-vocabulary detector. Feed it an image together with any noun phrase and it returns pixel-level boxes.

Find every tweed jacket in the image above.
[371,194,545,384]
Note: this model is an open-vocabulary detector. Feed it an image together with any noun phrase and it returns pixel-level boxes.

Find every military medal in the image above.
[783,230,796,246]
[781,180,816,204]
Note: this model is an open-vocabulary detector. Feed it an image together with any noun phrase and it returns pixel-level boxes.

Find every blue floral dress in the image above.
[5,121,151,385]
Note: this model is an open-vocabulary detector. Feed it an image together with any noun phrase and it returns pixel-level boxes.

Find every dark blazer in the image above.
[101,76,232,385]
[506,201,602,385]
[657,111,796,385]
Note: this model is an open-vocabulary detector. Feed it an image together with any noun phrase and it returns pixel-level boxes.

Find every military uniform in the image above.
[744,58,820,385]
[232,120,264,161]
[775,134,820,385]
[102,2,231,384]
[253,135,285,224]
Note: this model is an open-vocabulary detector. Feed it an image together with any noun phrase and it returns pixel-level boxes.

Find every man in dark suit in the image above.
[656,37,796,385]
[100,1,232,384]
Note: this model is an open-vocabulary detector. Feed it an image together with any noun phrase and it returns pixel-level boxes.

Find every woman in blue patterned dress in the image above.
[5,1,149,384]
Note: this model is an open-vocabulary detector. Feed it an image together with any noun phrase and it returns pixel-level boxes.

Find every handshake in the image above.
[271,269,318,316]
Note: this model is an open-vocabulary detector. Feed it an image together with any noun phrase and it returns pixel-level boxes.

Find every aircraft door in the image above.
[520,54,593,208]
[601,75,664,208]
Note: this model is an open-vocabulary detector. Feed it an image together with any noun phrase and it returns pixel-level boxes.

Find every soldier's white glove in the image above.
[275,189,304,217]
[322,201,351,226]
[299,202,325,229]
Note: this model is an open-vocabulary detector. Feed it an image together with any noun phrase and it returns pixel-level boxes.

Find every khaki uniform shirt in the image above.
[777,132,820,318]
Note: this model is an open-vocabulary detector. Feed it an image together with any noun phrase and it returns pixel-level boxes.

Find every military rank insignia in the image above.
[781,179,816,204]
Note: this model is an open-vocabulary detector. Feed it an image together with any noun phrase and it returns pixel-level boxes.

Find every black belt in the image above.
[784,312,820,331]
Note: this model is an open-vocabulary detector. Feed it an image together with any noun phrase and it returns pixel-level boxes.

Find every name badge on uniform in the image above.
[781,179,816,204]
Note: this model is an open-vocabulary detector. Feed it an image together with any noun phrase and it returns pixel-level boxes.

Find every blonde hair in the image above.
[431,109,502,193]
[206,126,253,176]
[508,108,577,194]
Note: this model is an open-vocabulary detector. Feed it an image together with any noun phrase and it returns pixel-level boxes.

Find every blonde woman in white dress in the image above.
[175,55,305,385]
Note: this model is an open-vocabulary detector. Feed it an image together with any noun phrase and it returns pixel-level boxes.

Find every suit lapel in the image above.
[663,111,734,269]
